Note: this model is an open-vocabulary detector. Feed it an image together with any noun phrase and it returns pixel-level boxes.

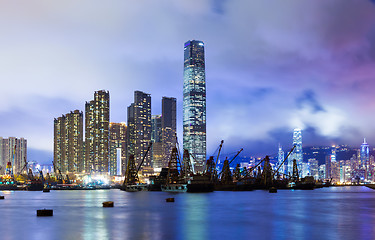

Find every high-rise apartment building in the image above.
[183,40,206,173]
[150,97,177,172]
[161,97,177,167]
[151,115,163,171]
[109,122,127,176]
[66,110,84,172]
[127,91,152,174]
[54,116,66,172]
[54,110,84,173]
[85,90,110,173]
[127,103,135,160]
[0,137,27,175]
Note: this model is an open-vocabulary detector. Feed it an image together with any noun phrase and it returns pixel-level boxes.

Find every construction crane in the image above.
[215,140,224,167]
[39,170,45,183]
[123,155,139,186]
[211,140,224,181]
[271,145,296,179]
[123,142,152,186]
[181,149,193,179]
[218,148,243,179]
[166,147,183,184]
[136,142,153,173]
[28,168,35,181]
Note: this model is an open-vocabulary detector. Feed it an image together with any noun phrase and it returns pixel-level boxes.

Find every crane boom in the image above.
[228,148,243,165]
[219,148,243,176]
[272,145,296,178]
[215,140,224,166]
[137,142,153,173]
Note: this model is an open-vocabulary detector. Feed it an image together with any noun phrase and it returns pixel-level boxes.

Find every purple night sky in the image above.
[1,0,375,163]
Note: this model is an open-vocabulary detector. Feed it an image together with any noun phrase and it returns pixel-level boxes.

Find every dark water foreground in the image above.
[0,186,374,240]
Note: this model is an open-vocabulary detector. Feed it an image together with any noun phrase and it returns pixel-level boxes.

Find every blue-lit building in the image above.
[360,138,370,180]
[183,40,206,173]
[277,144,285,175]
[288,128,303,176]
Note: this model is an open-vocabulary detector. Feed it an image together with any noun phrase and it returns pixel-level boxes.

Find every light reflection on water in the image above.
[0,187,375,240]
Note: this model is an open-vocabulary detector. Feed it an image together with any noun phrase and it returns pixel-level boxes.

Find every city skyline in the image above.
[1,1,375,164]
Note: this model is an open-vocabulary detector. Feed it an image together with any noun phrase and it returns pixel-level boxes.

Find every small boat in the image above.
[161,183,187,193]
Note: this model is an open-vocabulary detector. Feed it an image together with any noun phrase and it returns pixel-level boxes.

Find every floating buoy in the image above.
[166,198,175,202]
[269,187,277,193]
[43,189,50,193]
[37,209,53,217]
[102,201,114,207]
[0,196,4,199]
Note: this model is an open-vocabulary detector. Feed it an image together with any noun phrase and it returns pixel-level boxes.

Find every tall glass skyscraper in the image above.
[288,128,303,176]
[360,138,369,180]
[183,40,206,173]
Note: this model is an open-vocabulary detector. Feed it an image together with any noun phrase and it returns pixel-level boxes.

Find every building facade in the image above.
[151,115,163,171]
[360,138,370,180]
[54,110,84,173]
[127,91,152,174]
[85,90,110,173]
[288,128,303,176]
[277,144,285,175]
[183,40,206,173]
[109,122,127,176]
[161,97,177,168]
[0,137,27,175]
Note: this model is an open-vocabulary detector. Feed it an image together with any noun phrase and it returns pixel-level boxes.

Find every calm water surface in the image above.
[0,186,374,240]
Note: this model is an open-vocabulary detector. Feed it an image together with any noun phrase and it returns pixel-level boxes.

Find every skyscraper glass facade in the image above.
[183,40,206,173]
[288,128,303,176]
[360,138,370,180]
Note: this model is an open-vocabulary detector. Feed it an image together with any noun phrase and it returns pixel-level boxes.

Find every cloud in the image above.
[296,90,325,113]
[0,0,375,162]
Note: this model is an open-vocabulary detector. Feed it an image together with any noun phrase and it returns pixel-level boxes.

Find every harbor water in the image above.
[0,186,374,240]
